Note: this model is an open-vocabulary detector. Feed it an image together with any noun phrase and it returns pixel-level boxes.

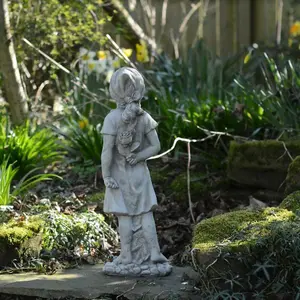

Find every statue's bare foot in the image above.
[114,252,132,265]
[150,250,168,263]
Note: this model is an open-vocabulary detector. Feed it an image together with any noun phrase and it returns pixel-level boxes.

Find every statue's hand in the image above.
[126,153,139,165]
[104,177,119,189]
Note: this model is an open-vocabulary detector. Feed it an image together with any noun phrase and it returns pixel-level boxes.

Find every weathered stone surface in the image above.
[0,265,198,300]
[101,67,170,274]
[227,140,300,190]
[103,261,172,277]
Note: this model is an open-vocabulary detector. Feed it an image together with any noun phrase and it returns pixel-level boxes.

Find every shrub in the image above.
[0,159,61,206]
[42,210,118,260]
[52,118,102,166]
[0,119,63,178]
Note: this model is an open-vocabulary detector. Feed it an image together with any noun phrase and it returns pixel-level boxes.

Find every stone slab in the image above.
[0,265,200,299]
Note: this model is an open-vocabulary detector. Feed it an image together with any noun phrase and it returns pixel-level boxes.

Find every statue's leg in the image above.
[115,215,133,265]
[141,212,168,263]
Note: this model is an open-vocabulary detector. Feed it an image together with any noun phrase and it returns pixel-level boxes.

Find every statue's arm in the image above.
[136,129,161,162]
[101,134,118,188]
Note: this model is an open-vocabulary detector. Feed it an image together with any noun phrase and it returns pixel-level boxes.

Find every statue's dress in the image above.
[101,108,158,216]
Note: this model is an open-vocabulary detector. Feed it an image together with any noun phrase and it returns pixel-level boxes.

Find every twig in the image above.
[197,125,250,141]
[153,290,174,300]
[148,135,216,160]
[277,141,294,162]
[187,141,195,223]
[116,282,137,299]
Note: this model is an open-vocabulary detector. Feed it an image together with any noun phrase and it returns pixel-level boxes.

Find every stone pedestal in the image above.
[103,261,172,277]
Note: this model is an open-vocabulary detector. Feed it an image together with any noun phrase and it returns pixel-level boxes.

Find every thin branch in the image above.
[187,141,195,223]
[148,136,216,161]
[116,282,137,299]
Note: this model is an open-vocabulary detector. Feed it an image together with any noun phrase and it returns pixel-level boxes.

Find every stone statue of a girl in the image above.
[101,67,172,276]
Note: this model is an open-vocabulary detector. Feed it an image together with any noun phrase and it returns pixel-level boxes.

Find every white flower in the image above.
[95,59,107,74]
[106,69,114,82]
[79,48,96,63]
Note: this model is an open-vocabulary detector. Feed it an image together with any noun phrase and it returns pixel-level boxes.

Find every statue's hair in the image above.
[109,67,145,124]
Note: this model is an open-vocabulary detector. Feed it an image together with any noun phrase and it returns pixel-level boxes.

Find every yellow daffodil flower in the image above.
[97,50,107,60]
[243,52,251,64]
[78,119,88,129]
[112,59,121,68]
[122,48,133,58]
[290,21,300,37]
[87,61,96,72]
[136,40,149,63]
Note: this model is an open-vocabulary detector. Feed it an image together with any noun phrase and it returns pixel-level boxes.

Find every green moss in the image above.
[285,156,300,195]
[0,216,44,253]
[85,191,105,203]
[228,140,300,172]
[150,169,167,184]
[170,173,208,202]
[280,191,300,212]
[193,207,295,253]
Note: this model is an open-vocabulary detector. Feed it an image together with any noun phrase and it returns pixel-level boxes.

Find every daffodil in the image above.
[79,48,96,62]
[106,69,114,83]
[95,60,107,74]
[122,48,133,58]
[78,119,88,129]
[112,59,121,69]
[87,60,97,73]
[97,50,107,60]
[136,40,149,63]
[290,21,300,37]
[243,52,251,64]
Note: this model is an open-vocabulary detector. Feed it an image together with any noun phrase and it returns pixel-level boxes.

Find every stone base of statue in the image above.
[103,261,172,277]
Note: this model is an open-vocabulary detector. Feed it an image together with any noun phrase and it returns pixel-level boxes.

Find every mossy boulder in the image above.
[280,191,300,212]
[0,216,44,267]
[193,207,294,263]
[285,156,300,195]
[228,140,300,190]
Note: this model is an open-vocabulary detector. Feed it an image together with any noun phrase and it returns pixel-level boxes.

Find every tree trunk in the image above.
[0,0,28,125]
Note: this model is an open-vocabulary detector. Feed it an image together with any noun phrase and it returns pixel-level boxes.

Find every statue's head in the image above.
[109,67,145,108]
[109,67,145,123]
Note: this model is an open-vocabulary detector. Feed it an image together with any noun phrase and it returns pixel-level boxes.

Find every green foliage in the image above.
[234,50,300,139]
[42,210,118,258]
[143,42,259,151]
[52,118,103,165]
[10,0,108,59]
[0,118,63,178]
[0,159,61,205]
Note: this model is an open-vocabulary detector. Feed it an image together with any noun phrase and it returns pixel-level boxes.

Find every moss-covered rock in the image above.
[280,191,300,212]
[285,156,300,195]
[193,207,294,254]
[228,140,300,190]
[170,173,208,203]
[0,216,44,267]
